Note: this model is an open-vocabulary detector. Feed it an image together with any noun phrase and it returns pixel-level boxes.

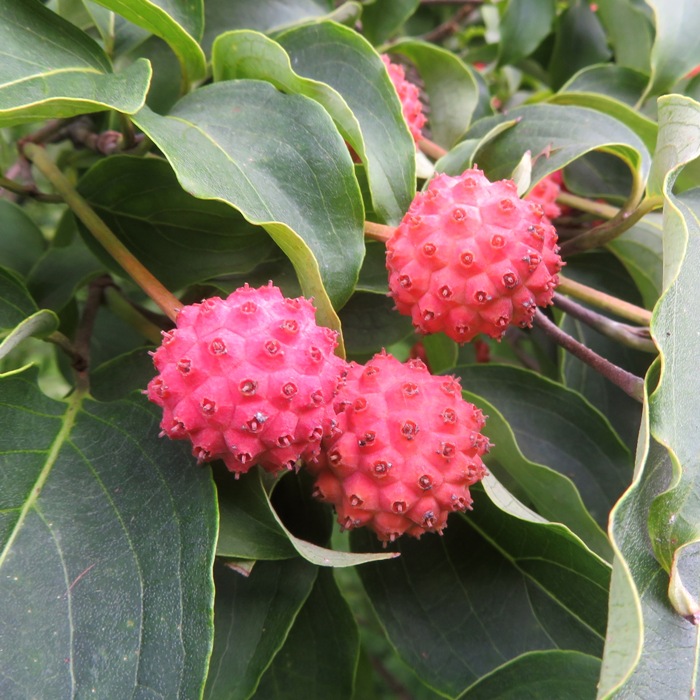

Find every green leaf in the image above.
[90,348,154,402]
[132,82,365,327]
[0,201,47,276]
[455,364,633,528]
[647,186,700,571]
[202,0,333,53]
[463,388,612,560]
[595,0,653,74]
[642,0,700,100]
[559,65,649,107]
[461,650,601,699]
[648,95,700,202]
[389,39,479,149]
[361,0,419,45]
[339,292,413,358]
[76,155,275,290]
[467,104,651,199]
[255,569,360,700]
[216,470,297,561]
[352,481,610,698]
[0,310,59,362]
[552,74,657,153]
[204,558,318,700]
[497,0,555,69]
[89,0,206,84]
[0,370,217,698]
[548,0,612,90]
[608,213,664,310]
[212,25,415,225]
[0,0,151,127]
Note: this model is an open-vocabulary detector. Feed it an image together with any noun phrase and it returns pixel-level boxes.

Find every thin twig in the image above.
[418,137,448,160]
[23,143,182,322]
[423,4,476,42]
[562,195,663,256]
[0,174,63,203]
[557,275,652,326]
[534,310,645,402]
[553,293,657,353]
[74,276,111,383]
[364,220,395,242]
[556,192,619,220]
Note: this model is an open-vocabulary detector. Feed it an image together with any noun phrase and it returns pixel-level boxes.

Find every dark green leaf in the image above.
[77,155,275,290]
[89,0,206,84]
[361,0,419,45]
[498,0,556,69]
[595,0,653,74]
[0,370,217,698]
[467,104,651,195]
[560,151,632,203]
[0,0,150,127]
[339,292,413,358]
[255,569,359,700]
[462,650,601,699]
[560,65,649,107]
[204,558,317,700]
[353,482,610,698]
[132,82,365,329]
[389,40,478,148]
[216,470,297,561]
[90,348,154,402]
[0,201,47,276]
[454,364,633,527]
[0,266,38,330]
[548,1,612,90]
[213,24,415,224]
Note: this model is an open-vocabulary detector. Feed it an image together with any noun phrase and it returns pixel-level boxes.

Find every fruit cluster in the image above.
[148,168,563,542]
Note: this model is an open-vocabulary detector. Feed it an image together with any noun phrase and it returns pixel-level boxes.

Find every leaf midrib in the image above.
[0,388,84,569]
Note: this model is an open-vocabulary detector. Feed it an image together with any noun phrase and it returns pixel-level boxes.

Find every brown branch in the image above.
[533,310,645,402]
[423,4,476,42]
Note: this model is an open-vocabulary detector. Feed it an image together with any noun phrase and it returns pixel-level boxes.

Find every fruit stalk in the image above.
[22,143,183,323]
[534,309,645,401]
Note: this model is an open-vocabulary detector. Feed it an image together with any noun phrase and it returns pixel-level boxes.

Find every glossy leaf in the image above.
[454,364,633,527]
[89,348,155,402]
[0,0,151,126]
[466,104,650,194]
[361,0,419,45]
[462,650,600,699]
[76,155,275,290]
[353,481,610,698]
[594,0,653,74]
[133,82,365,327]
[559,65,648,107]
[0,370,217,698]
[0,267,38,331]
[497,0,555,69]
[89,0,206,84]
[389,40,478,148]
[255,569,359,700]
[463,388,612,560]
[642,0,700,100]
[549,0,611,90]
[204,558,317,700]
[213,24,414,224]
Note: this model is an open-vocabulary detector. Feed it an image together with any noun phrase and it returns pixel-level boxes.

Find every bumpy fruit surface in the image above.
[146,284,345,475]
[308,352,489,542]
[382,55,426,142]
[525,173,562,219]
[386,168,564,343]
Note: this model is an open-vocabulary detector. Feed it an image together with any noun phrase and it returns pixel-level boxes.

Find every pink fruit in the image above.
[382,54,426,143]
[386,168,564,343]
[146,283,346,475]
[308,351,489,542]
[525,173,562,219]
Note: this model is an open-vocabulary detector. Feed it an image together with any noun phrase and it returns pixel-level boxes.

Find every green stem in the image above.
[534,310,645,402]
[561,195,663,256]
[556,192,619,219]
[0,174,63,203]
[23,143,182,323]
[557,275,652,326]
[553,293,656,353]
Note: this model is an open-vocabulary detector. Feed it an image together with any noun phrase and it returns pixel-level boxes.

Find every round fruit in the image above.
[382,54,426,143]
[308,351,490,542]
[146,283,346,475]
[386,168,564,343]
